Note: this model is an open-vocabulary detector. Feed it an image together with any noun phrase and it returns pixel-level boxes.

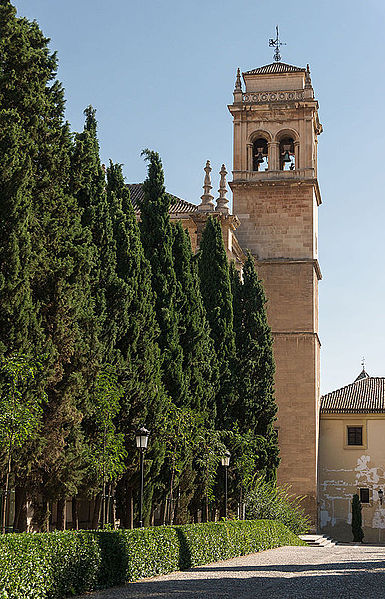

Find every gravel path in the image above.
[78,544,385,599]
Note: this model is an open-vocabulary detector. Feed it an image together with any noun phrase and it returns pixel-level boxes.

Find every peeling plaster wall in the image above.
[319,415,385,542]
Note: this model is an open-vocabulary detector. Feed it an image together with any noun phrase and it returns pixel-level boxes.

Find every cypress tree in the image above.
[230,254,280,481]
[139,150,186,407]
[71,107,117,366]
[172,221,216,414]
[169,221,217,520]
[352,494,364,542]
[105,161,167,526]
[70,110,129,526]
[0,0,94,528]
[0,0,42,356]
[198,215,235,428]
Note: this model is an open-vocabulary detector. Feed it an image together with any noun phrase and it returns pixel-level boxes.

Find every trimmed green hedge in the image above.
[0,519,305,598]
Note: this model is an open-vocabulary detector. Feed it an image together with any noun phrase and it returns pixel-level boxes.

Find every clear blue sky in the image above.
[13,0,385,394]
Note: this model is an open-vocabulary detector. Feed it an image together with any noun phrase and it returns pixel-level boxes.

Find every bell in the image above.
[282,150,291,163]
[256,152,264,164]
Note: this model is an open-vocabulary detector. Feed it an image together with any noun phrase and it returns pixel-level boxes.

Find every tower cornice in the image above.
[229,176,322,206]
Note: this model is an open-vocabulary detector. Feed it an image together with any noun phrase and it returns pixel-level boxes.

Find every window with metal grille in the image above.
[347,426,363,446]
[360,488,369,503]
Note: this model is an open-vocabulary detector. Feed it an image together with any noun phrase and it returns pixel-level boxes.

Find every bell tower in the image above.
[228,62,323,524]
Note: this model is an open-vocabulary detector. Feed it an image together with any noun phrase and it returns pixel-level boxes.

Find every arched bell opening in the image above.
[279,136,295,171]
[252,138,268,171]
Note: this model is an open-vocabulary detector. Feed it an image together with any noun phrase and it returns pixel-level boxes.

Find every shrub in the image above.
[0,519,305,598]
[351,494,364,542]
[0,531,100,599]
[245,478,311,534]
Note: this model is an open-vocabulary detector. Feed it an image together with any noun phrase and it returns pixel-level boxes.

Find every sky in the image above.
[12,0,385,394]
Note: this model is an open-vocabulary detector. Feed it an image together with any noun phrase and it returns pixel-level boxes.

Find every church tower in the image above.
[228,61,323,523]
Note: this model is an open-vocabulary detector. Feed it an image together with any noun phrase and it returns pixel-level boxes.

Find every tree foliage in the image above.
[352,494,364,542]
[0,1,283,530]
[139,150,186,408]
[198,216,235,429]
[0,354,46,531]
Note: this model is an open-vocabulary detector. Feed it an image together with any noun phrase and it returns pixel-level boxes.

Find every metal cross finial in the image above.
[362,356,366,371]
[269,25,286,62]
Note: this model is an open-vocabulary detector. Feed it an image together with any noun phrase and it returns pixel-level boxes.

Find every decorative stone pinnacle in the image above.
[235,68,242,91]
[216,164,229,214]
[305,64,312,88]
[233,68,242,102]
[198,160,215,212]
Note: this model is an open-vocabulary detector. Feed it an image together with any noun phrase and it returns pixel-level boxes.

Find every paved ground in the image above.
[78,544,385,599]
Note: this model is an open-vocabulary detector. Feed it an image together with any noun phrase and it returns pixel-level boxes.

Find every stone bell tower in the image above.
[228,62,323,524]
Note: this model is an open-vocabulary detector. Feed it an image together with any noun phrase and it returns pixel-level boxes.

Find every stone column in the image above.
[294,140,300,170]
[269,141,279,171]
[247,143,253,171]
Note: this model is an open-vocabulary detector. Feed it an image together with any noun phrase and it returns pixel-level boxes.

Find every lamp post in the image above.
[379,489,384,506]
[221,450,231,519]
[136,426,150,528]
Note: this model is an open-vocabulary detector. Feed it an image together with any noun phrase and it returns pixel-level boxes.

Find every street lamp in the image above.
[221,450,231,519]
[379,489,384,505]
[136,426,150,528]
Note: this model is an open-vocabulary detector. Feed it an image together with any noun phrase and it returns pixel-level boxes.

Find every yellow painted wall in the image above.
[319,414,385,542]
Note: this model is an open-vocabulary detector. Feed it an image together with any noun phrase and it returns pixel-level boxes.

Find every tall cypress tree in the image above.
[139,150,186,408]
[0,0,41,356]
[105,161,167,526]
[172,221,216,415]
[230,254,279,481]
[169,221,217,520]
[0,0,95,529]
[71,107,117,367]
[198,216,235,428]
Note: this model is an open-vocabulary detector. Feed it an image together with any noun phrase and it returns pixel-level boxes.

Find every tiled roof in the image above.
[243,62,306,76]
[321,376,385,414]
[127,184,198,214]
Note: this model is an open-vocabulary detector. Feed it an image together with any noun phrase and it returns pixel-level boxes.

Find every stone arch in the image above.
[248,130,272,171]
[248,129,272,144]
[275,128,299,143]
[275,129,299,170]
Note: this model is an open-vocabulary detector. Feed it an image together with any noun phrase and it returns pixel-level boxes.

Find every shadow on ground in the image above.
[87,555,385,599]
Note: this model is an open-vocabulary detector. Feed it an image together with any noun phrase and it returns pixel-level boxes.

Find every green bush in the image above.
[0,520,305,598]
[0,531,100,599]
[351,494,364,542]
[245,478,311,534]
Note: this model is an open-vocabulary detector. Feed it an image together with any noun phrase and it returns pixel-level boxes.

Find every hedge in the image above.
[0,519,306,599]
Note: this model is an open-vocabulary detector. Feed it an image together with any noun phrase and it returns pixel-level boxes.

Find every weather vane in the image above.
[269,25,286,62]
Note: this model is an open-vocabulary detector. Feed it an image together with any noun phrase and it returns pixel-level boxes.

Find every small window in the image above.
[360,488,370,504]
[347,426,363,446]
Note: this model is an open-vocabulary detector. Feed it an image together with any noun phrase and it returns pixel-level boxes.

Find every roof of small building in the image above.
[321,373,385,414]
[127,184,198,214]
[243,62,306,76]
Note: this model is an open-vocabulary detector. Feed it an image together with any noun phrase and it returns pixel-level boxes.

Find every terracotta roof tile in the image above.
[243,62,306,76]
[321,376,385,414]
[127,184,198,214]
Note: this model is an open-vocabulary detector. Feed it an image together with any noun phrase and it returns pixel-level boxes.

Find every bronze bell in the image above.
[282,150,291,163]
[256,152,264,164]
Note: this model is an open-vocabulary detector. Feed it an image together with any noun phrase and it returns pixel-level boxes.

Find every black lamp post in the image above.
[136,426,150,528]
[221,450,231,519]
[379,489,384,505]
